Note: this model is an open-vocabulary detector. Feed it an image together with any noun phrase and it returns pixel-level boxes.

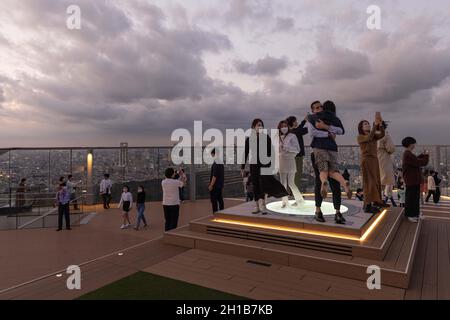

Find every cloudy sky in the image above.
[0,0,449,147]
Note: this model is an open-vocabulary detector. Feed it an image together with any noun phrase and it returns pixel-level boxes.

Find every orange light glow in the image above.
[213,209,387,242]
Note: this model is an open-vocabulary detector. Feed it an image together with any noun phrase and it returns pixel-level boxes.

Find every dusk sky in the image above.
[0,0,449,147]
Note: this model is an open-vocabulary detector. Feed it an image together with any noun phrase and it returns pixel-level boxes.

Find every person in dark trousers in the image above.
[308,101,346,224]
[402,137,429,223]
[55,182,71,231]
[134,185,148,230]
[425,170,437,203]
[209,149,225,213]
[162,167,186,231]
[312,152,344,223]
[433,171,442,204]
[286,115,308,191]
[100,174,112,209]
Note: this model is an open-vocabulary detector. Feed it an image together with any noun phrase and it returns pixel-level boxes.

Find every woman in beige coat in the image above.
[377,122,397,206]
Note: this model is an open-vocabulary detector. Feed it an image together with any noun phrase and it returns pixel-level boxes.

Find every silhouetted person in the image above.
[209,149,225,213]
[56,182,71,231]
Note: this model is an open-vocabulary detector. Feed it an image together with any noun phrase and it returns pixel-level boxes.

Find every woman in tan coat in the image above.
[357,113,387,214]
[377,122,397,206]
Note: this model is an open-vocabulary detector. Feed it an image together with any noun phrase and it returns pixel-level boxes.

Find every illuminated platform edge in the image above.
[164,204,421,288]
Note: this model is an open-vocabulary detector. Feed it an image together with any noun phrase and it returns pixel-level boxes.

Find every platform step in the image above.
[164,217,421,288]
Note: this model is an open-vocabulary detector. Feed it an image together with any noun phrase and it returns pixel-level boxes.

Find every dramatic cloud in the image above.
[234,56,288,76]
[0,0,449,147]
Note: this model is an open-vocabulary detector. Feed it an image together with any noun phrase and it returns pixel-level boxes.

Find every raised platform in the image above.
[164,199,421,288]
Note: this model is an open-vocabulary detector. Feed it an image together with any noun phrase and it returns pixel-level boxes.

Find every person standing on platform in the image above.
[401,137,429,222]
[420,170,428,205]
[134,185,148,230]
[162,167,186,231]
[377,121,397,207]
[100,174,113,209]
[308,100,346,224]
[241,118,289,215]
[307,100,352,201]
[278,120,305,208]
[286,115,308,191]
[357,113,387,214]
[397,176,406,208]
[208,148,225,213]
[425,171,437,203]
[118,185,133,229]
[55,182,71,231]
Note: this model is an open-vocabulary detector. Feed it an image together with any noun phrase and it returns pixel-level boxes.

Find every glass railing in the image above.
[0,145,448,228]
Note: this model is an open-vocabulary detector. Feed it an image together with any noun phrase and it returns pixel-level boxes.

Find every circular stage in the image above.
[265,200,348,216]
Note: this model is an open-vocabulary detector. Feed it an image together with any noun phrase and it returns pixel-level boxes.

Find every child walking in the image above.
[134,186,148,230]
[118,185,133,229]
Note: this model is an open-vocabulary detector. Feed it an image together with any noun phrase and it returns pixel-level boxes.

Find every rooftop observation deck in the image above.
[0,145,449,300]
[0,196,449,300]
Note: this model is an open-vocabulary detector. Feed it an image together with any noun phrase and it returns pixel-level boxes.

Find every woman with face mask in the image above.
[278,120,305,208]
[241,119,289,214]
[357,113,386,214]
[118,185,133,229]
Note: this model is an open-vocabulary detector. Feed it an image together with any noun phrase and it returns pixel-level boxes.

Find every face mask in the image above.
[280,128,289,135]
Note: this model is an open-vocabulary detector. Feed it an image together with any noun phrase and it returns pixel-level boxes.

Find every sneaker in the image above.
[125,224,131,228]
[56,228,62,232]
[408,217,419,223]
[120,224,126,229]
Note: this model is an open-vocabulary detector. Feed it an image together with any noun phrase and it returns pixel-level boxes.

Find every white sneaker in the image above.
[125,224,131,228]
[408,217,419,223]
[120,224,126,229]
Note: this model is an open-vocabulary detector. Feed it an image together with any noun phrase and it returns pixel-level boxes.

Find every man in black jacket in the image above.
[286,116,308,191]
[209,149,225,213]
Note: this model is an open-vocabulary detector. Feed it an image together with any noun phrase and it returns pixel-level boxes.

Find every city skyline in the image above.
[0,0,450,147]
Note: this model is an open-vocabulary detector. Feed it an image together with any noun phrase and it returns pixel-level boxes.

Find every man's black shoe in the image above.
[56,229,62,232]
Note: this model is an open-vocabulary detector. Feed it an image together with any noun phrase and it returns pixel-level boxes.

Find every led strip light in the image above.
[213,209,387,242]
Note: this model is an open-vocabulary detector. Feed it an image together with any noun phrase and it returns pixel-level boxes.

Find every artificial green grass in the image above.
[78,271,247,300]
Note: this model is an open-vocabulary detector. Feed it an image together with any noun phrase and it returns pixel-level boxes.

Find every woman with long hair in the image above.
[357,113,387,214]
[377,121,397,206]
[278,120,304,208]
[241,118,288,214]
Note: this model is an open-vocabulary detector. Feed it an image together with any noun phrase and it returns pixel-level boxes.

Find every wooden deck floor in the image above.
[0,198,449,299]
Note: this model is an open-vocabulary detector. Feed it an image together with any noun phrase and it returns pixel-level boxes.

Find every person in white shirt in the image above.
[118,185,133,229]
[278,120,305,208]
[100,173,113,209]
[66,174,81,210]
[162,167,186,231]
